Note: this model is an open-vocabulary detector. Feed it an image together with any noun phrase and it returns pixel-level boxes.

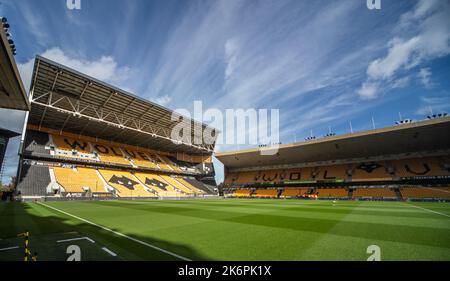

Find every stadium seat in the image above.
[92,144,131,165]
[158,155,183,172]
[351,162,392,181]
[123,148,159,169]
[352,188,397,198]
[232,189,252,197]
[176,177,205,194]
[53,167,105,193]
[16,164,50,196]
[395,158,448,177]
[316,188,349,198]
[281,188,309,197]
[158,174,196,194]
[52,134,90,152]
[134,172,170,194]
[318,165,348,180]
[400,187,450,199]
[183,177,216,194]
[99,169,152,197]
[254,189,278,197]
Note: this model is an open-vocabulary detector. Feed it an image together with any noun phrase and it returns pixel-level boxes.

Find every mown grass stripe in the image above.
[37,202,191,261]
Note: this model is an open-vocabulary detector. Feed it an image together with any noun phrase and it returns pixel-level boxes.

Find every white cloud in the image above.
[391,76,410,89]
[224,38,239,81]
[19,2,49,45]
[358,0,450,100]
[418,68,432,89]
[18,47,131,92]
[415,95,450,115]
[367,37,421,80]
[152,95,172,106]
[357,82,378,100]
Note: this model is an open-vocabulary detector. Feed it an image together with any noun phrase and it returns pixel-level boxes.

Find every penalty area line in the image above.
[37,202,191,261]
[404,203,450,218]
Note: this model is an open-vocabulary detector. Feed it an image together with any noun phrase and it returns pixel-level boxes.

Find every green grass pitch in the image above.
[0,199,449,261]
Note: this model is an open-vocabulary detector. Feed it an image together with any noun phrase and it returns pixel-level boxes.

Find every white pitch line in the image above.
[102,247,117,257]
[0,246,19,251]
[57,237,95,244]
[405,203,450,218]
[37,202,191,261]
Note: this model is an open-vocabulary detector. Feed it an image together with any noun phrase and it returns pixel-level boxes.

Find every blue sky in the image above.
[0,0,449,184]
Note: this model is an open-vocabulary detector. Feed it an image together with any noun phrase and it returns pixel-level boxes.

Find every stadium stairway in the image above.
[395,188,403,200]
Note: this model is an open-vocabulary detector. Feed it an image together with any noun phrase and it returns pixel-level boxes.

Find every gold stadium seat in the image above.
[52,134,90,152]
[281,188,309,197]
[254,189,278,197]
[133,172,168,194]
[158,175,195,194]
[232,189,252,197]
[134,172,186,196]
[316,188,348,198]
[351,162,392,181]
[352,188,396,198]
[395,158,448,177]
[123,149,158,169]
[54,167,104,193]
[145,154,172,171]
[318,165,347,180]
[158,155,182,172]
[92,144,131,165]
[176,178,205,194]
[233,172,254,184]
[255,170,280,183]
[400,187,450,199]
[99,169,152,197]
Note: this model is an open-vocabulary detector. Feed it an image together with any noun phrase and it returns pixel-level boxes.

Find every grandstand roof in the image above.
[0,26,29,111]
[216,117,450,170]
[28,56,216,154]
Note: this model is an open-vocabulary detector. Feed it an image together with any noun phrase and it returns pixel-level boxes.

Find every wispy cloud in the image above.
[357,0,450,99]
[3,0,450,184]
[418,68,433,89]
[415,95,450,115]
[18,47,131,91]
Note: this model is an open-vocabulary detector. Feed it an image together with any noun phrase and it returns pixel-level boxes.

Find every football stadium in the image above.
[0,0,449,270]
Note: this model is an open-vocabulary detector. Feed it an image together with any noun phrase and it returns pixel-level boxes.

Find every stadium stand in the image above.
[52,134,90,152]
[16,164,50,196]
[232,189,252,197]
[400,187,450,199]
[23,130,50,156]
[99,169,152,197]
[125,149,158,169]
[92,144,131,165]
[218,114,450,202]
[158,174,193,194]
[175,177,205,194]
[281,188,310,197]
[133,172,170,195]
[316,188,349,198]
[254,189,278,198]
[14,52,216,200]
[395,158,447,177]
[183,177,217,194]
[53,167,105,193]
[352,188,397,198]
[351,162,392,181]
[318,165,348,180]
